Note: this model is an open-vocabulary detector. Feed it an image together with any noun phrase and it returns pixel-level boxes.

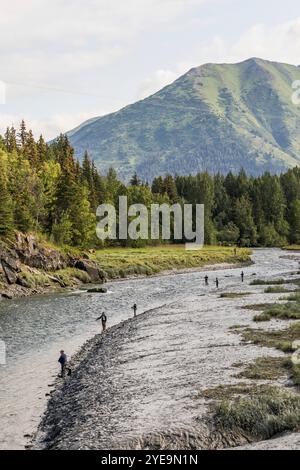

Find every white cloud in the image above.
[0,0,204,82]
[232,19,300,65]
[137,69,179,99]
[180,18,300,67]
[139,17,300,105]
[0,110,108,140]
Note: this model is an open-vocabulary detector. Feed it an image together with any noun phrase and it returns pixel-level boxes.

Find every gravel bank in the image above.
[34,273,300,450]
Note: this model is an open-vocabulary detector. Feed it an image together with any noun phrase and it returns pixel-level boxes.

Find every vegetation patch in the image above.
[54,268,91,286]
[253,302,300,322]
[235,356,292,380]
[18,271,51,288]
[242,303,277,311]
[212,385,300,442]
[250,278,300,286]
[264,286,293,294]
[220,292,251,298]
[236,322,300,353]
[198,383,264,400]
[92,246,251,280]
[282,246,300,251]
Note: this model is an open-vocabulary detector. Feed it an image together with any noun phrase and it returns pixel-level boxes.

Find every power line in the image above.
[3,80,104,98]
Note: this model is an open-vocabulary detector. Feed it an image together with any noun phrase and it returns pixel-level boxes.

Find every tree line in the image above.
[1,121,300,248]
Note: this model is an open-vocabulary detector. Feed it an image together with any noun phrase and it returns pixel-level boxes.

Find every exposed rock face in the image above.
[15,233,68,271]
[0,245,21,285]
[0,232,106,300]
[74,260,106,283]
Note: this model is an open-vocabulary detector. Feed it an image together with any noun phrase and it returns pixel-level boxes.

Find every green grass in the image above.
[53,268,91,286]
[282,245,300,251]
[91,245,251,280]
[236,356,292,380]
[220,292,251,299]
[251,278,300,286]
[236,322,300,353]
[242,303,277,311]
[18,271,51,288]
[251,278,286,286]
[264,286,293,294]
[212,385,300,441]
[253,300,300,322]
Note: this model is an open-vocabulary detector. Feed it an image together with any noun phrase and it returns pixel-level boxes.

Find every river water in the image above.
[0,248,299,450]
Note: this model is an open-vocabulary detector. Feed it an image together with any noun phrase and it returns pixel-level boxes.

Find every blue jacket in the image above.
[58,353,67,365]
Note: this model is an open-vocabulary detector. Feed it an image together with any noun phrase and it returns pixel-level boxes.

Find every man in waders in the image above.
[96,312,107,332]
[241,271,244,282]
[58,350,67,377]
[132,303,137,317]
[215,277,219,288]
[204,275,208,286]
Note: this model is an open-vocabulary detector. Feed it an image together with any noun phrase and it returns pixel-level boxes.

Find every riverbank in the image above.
[0,233,251,300]
[34,250,300,450]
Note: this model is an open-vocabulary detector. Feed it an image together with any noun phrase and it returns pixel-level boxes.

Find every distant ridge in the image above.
[66,58,300,180]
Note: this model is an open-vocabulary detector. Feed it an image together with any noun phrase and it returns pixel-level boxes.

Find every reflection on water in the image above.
[0,249,298,449]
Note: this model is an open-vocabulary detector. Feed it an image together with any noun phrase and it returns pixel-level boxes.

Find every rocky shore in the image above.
[33,267,300,450]
[0,233,106,300]
[0,233,251,301]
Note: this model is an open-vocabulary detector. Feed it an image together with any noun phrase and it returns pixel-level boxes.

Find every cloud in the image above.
[180,18,300,67]
[137,69,179,99]
[0,0,204,82]
[232,19,300,65]
[0,110,108,141]
[139,17,300,104]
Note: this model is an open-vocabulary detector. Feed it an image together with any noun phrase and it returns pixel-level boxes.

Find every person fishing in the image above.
[204,275,208,286]
[132,303,137,317]
[215,277,219,288]
[241,271,244,282]
[58,350,67,377]
[96,312,107,332]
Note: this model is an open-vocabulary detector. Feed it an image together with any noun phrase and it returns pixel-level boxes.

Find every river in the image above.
[0,248,298,450]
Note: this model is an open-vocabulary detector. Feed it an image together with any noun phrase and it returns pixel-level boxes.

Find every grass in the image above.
[253,300,300,322]
[242,280,300,321]
[198,383,263,400]
[264,286,293,294]
[91,245,251,280]
[242,303,277,311]
[18,271,51,288]
[212,385,300,441]
[236,356,292,380]
[220,292,251,298]
[250,278,300,286]
[282,245,300,251]
[53,268,91,286]
[236,322,300,353]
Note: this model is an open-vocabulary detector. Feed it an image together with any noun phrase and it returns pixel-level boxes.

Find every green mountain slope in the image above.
[67,58,300,180]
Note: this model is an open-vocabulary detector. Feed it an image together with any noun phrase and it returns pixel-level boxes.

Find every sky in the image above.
[0,0,300,140]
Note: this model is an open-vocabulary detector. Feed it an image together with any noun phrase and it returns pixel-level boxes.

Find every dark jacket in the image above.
[58,353,67,365]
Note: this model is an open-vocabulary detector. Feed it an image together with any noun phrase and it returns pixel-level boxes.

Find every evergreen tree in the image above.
[0,150,14,235]
[130,172,141,186]
[18,120,27,148]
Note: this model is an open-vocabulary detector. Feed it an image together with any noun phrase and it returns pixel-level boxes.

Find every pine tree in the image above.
[0,151,14,235]
[37,135,48,164]
[130,172,141,186]
[18,120,27,148]
[23,130,38,167]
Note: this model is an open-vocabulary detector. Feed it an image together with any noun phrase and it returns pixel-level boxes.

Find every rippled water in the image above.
[0,248,298,449]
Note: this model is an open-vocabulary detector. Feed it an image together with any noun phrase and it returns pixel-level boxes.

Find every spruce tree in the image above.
[0,151,14,235]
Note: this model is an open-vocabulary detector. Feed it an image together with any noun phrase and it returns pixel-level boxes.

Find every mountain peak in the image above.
[67,59,300,181]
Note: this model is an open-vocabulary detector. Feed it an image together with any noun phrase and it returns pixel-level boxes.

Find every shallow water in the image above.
[0,248,299,449]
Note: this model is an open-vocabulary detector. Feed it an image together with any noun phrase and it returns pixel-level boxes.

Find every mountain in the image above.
[67,58,300,181]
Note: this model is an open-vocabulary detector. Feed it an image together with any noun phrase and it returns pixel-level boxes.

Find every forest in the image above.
[1,121,300,249]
